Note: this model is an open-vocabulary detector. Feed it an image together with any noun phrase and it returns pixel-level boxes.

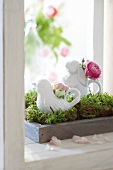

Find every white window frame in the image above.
[2,0,25,169]
[0,0,4,169]
[0,0,105,170]
[93,0,104,86]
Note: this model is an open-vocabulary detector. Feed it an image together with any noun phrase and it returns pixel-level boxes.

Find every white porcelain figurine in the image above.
[36,79,81,113]
[63,60,102,97]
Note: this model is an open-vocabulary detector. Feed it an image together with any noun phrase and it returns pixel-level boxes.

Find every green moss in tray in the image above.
[25,90,113,124]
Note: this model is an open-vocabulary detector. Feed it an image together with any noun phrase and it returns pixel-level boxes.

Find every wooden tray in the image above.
[24,116,113,143]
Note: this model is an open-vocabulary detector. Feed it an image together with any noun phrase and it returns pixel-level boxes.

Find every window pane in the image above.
[24,0,94,92]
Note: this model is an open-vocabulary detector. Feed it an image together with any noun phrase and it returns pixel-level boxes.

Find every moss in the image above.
[75,93,113,119]
[25,105,77,124]
[25,90,113,124]
[25,89,37,109]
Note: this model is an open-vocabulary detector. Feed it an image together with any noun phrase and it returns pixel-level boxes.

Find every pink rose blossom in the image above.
[63,85,69,91]
[55,83,64,90]
[60,47,70,57]
[55,83,69,91]
[85,61,101,79]
[50,136,61,146]
[45,6,58,18]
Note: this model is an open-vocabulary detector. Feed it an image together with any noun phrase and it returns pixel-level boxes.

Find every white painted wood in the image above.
[103,0,113,95]
[3,0,25,169]
[0,0,4,170]
[25,149,113,170]
[25,137,35,145]
[93,0,104,91]
[25,132,113,170]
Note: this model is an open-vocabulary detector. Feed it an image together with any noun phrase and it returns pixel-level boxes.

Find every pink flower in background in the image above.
[45,6,58,18]
[48,72,58,83]
[85,61,101,79]
[37,48,50,58]
[42,48,49,57]
[60,47,70,57]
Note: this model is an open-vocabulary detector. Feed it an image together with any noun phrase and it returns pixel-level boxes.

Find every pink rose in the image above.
[60,47,70,57]
[63,84,69,91]
[55,83,64,90]
[55,83,69,91]
[85,61,101,79]
[45,6,58,18]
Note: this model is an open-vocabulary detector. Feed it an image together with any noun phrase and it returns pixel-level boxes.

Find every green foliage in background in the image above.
[36,9,71,61]
[25,5,71,63]
[25,90,113,124]
[25,30,40,66]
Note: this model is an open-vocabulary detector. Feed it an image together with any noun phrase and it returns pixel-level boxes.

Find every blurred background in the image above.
[24,0,94,92]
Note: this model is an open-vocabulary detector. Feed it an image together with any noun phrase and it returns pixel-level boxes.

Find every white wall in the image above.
[0,0,4,169]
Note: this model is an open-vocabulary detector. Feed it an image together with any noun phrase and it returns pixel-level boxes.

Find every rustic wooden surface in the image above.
[25,116,113,143]
[25,132,113,170]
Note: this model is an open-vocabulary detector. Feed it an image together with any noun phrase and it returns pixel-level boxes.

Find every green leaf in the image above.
[60,37,72,46]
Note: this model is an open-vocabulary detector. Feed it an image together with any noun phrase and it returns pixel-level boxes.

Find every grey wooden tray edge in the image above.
[24,116,113,143]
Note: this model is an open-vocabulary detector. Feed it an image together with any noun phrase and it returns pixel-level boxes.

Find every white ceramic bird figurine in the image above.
[36,79,81,113]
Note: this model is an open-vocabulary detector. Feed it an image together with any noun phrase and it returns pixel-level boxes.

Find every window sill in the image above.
[25,132,113,170]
